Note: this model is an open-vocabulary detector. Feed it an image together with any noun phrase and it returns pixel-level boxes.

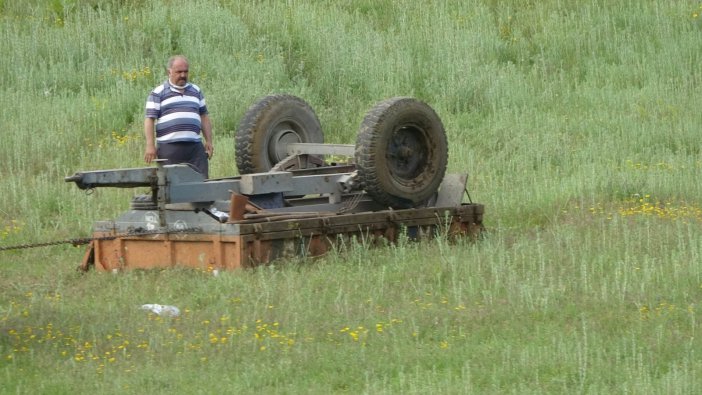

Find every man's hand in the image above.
[144,145,157,163]
[144,117,157,164]
[201,114,214,159]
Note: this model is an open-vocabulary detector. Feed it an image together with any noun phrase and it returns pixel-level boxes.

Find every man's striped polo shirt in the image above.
[145,81,208,143]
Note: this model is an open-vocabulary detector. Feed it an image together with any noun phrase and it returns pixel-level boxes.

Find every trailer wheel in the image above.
[355,97,448,209]
[236,95,324,174]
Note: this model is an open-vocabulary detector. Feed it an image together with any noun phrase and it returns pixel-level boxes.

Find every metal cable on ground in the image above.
[0,227,203,252]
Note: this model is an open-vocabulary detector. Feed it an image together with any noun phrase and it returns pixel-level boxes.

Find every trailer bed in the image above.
[82,202,483,271]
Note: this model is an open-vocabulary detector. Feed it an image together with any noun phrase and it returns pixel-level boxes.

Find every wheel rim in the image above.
[267,121,303,164]
[385,125,429,183]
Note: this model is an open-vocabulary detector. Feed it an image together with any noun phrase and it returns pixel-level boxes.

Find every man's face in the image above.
[168,59,189,86]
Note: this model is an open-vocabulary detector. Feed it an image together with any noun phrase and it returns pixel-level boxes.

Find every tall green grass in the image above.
[2,0,702,393]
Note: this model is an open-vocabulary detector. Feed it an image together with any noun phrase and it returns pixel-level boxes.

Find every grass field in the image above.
[2,0,702,393]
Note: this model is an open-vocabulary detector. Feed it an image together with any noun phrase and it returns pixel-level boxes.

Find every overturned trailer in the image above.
[66,96,484,271]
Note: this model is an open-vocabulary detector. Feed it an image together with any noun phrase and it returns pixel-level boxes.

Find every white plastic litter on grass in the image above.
[140,304,181,317]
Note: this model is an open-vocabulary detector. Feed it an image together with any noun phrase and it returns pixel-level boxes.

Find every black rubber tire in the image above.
[236,95,324,174]
[355,97,448,209]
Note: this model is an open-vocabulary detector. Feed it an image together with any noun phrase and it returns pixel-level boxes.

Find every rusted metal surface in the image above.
[82,203,483,272]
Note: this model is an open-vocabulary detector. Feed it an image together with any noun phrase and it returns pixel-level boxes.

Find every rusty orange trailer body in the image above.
[82,203,483,271]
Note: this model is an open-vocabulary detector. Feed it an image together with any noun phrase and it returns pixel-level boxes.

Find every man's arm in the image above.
[144,117,157,163]
[201,114,213,159]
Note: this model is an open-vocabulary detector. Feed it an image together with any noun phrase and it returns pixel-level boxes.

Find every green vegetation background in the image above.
[1,0,702,393]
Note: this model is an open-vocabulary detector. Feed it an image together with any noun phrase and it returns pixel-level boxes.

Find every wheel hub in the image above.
[387,126,428,181]
[268,124,302,162]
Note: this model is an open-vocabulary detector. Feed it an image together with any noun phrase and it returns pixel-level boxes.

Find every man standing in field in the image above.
[144,55,214,177]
